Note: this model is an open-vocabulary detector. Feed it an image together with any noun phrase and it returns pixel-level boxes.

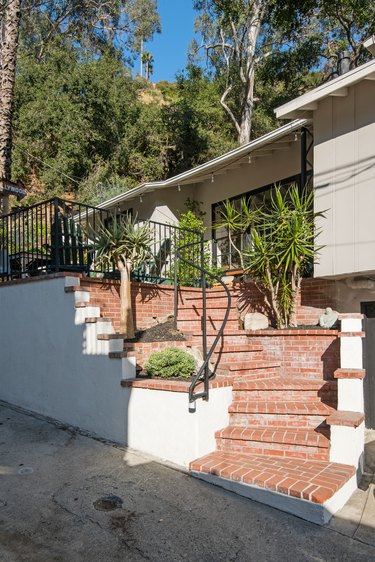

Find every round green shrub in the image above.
[144,347,196,379]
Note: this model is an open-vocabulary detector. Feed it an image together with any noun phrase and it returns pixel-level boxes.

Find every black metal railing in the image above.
[0,197,201,285]
[176,233,232,406]
[0,196,231,406]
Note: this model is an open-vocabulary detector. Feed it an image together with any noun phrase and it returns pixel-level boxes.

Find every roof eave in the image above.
[98,118,310,210]
[275,59,375,120]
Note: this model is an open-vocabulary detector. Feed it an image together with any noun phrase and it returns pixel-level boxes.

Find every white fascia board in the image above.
[97,118,310,210]
[275,59,375,119]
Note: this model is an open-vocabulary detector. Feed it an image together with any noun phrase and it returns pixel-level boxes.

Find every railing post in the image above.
[53,198,60,272]
[200,233,208,399]
[173,229,178,329]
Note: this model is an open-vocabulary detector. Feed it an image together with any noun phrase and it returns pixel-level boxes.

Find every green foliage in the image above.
[174,199,221,287]
[162,66,237,177]
[244,186,323,328]
[213,197,261,269]
[90,213,153,271]
[144,347,196,379]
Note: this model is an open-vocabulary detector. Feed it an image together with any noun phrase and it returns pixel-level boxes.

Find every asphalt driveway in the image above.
[0,402,374,562]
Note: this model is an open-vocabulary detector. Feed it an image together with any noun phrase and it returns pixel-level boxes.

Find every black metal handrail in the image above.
[176,233,232,406]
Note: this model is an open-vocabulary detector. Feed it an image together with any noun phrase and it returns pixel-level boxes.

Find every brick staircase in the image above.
[178,288,362,524]
[65,278,364,524]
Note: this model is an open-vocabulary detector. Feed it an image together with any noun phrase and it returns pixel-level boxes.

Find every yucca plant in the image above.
[90,213,153,338]
[245,186,324,328]
[213,197,260,270]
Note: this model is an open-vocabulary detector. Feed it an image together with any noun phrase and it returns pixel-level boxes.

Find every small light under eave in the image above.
[211,174,215,183]
[294,132,299,142]
[248,154,252,164]
[178,184,181,191]
[139,196,143,203]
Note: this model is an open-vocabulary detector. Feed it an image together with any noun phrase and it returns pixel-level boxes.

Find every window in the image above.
[212,174,309,271]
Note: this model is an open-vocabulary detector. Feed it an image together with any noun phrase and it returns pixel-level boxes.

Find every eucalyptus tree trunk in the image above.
[0,0,21,214]
[118,260,135,338]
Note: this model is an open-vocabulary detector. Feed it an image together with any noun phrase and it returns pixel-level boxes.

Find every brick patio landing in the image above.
[190,451,355,505]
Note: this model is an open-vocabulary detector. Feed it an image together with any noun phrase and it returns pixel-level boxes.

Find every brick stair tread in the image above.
[190,451,355,504]
[229,401,336,415]
[225,361,281,372]
[233,377,337,391]
[213,345,263,354]
[216,425,330,448]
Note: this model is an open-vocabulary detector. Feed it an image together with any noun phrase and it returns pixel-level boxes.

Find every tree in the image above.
[193,1,319,145]
[0,0,22,214]
[192,0,375,144]
[21,0,161,61]
[91,213,152,337]
[142,50,154,81]
[318,0,375,72]
[12,42,170,202]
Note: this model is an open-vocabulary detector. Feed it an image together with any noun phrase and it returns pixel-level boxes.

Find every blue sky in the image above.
[138,0,197,83]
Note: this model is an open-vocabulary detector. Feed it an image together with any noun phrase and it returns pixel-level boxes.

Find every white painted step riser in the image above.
[73,290,90,304]
[191,472,358,525]
[75,307,101,325]
[65,276,80,288]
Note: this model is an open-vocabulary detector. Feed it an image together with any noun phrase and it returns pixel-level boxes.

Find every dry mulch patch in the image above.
[125,319,186,343]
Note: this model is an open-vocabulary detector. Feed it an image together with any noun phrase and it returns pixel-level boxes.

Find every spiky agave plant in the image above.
[245,185,324,328]
[91,213,153,338]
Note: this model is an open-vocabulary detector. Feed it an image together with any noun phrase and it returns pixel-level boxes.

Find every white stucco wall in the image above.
[314,79,375,278]
[118,142,301,234]
[124,386,232,468]
[0,277,233,467]
[0,277,132,443]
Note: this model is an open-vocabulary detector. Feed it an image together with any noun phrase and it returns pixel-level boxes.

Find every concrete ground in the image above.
[0,403,374,562]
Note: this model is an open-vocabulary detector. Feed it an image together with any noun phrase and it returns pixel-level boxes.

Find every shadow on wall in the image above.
[321,339,340,381]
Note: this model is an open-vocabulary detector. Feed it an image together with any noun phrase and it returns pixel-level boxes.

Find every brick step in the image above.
[212,345,263,354]
[217,439,329,461]
[229,412,332,428]
[232,389,337,401]
[190,451,356,510]
[216,361,281,376]
[211,352,266,366]
[215,425,330,461]
[229,400,335,416]
[232,378,337,391]
[216,425,330,448]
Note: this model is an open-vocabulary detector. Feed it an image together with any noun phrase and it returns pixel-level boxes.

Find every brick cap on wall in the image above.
[326,411,364,428]
[334,368,366,380]
[121,377,233,393]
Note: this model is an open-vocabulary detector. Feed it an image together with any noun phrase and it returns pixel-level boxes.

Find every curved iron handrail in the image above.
[175,233,232,405]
